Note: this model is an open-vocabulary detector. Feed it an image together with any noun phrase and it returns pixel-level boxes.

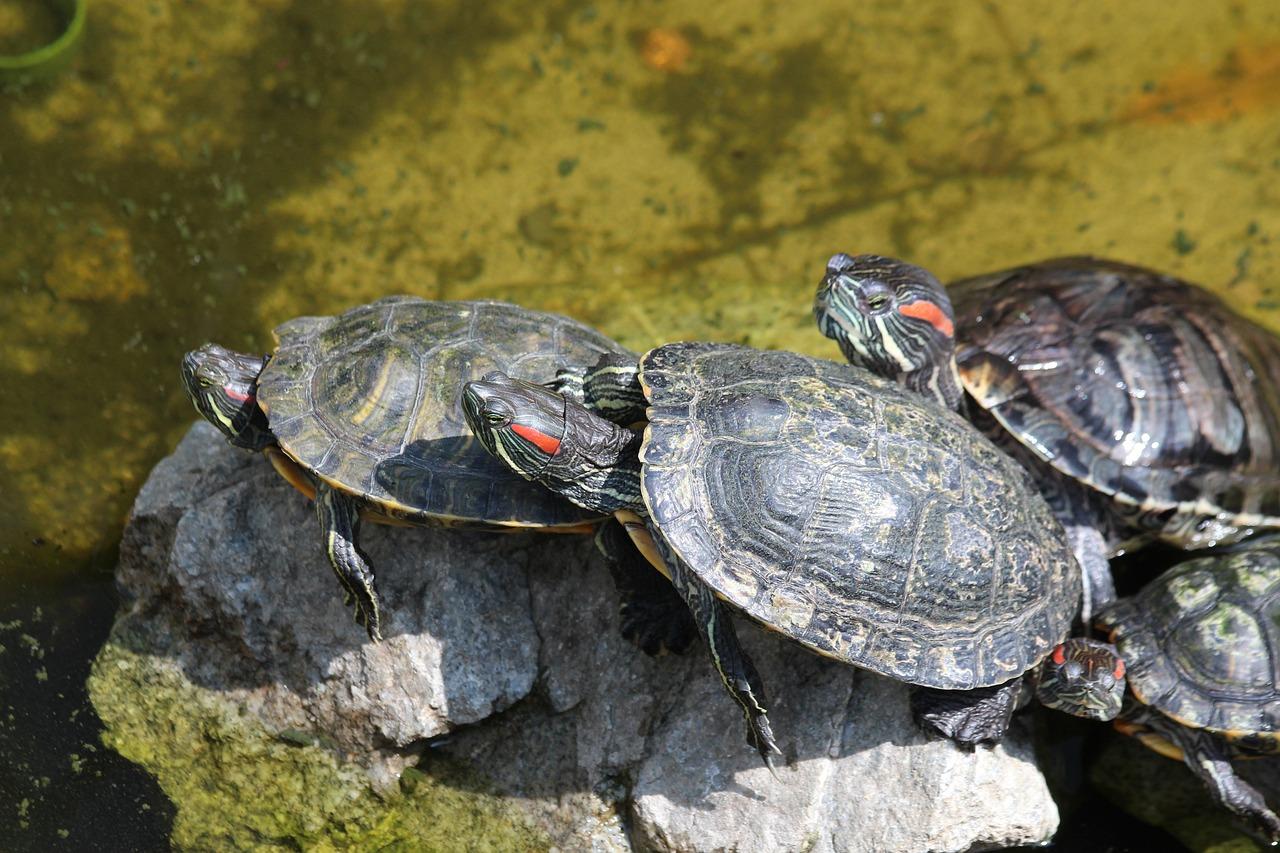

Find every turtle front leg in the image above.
[594,518,696,656]
[911,678,1024,748]
[651,526,780,767]
[315,483,383,642]
[1065,522,1116,627]
[1126,705,1280,843]
[1045,473,1119,625]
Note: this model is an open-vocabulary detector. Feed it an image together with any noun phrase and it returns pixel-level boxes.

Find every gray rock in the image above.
[113,422,545,788]
[100,422,1061,850]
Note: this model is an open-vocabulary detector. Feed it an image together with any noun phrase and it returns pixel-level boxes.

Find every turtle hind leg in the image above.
[911,679,1023,748]
[315,483,383,642]
[1128,706,1280,844]
[594,520,696,656]
[651,528,780,766]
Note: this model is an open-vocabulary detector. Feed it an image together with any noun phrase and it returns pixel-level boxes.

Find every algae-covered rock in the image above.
[106,421,543,788]
[90,640,549,851]
[91,422,1062,851]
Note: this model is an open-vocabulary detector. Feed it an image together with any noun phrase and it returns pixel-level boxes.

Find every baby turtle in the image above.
[462,342,1080,761]
[181,296,629,640]
[815,254,1280,618]
[1038,537,1280,843]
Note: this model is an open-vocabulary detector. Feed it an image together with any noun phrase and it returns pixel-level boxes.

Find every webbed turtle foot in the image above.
[1243,800,1280,846]
[911,680,1022,748]
[353,596,383,643]
[316,484,383,644]
[746,711,782,771]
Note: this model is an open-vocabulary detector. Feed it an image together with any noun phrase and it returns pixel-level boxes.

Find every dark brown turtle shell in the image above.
[949,257,1280,549]
[256,296,627,528]
[1098,538,1280,747]
[638,342,1080,691]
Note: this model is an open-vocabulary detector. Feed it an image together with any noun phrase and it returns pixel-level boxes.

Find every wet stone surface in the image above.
[94,422,1060,851]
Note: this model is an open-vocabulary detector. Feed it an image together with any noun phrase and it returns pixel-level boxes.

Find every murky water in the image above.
[2,0,1279,848]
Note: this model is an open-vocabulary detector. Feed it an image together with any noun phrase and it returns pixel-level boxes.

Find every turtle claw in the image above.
[351,599,383,643]
[747,712,781,772]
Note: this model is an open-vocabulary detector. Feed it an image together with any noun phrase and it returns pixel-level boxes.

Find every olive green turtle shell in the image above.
[638,342,1080,691]
[949,257,1280,548]
[257,296,627,528]
[1099,539,1280,744]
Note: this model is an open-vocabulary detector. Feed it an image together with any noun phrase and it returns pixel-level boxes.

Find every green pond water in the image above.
[1,0,1279,848]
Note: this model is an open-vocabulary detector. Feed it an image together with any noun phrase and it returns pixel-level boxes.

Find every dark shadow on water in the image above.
[0,580,173,852]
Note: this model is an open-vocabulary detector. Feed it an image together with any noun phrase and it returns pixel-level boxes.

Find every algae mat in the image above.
[2,0,1280,849]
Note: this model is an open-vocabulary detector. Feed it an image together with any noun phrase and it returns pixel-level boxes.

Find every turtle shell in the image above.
[1098,539,1280,746]
[949,257,1280,548]
[256,296,627,528]
[638,341,1079,690]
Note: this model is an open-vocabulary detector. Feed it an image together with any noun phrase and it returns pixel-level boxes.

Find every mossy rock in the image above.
[88,639,548,852]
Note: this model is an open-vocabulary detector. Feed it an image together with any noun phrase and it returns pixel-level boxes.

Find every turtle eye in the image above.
[865,292,892,312]
[483,399,513,425]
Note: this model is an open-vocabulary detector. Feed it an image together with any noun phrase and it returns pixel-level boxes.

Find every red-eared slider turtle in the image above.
[815,254,1280,619]
[461,342,1080,762]
[181,296,631,641]
[1037,537,1280,842]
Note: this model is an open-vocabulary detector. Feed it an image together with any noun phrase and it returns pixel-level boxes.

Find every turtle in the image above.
[180,296,634,642]
[460,341,1081,762]
[814,254,1280,621]
[1036,536,1280,843]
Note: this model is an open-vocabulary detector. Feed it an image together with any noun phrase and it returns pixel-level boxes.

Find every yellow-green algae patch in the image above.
[88,639,547,852]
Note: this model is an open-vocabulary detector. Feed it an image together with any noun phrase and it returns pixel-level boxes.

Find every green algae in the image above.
[3,0,1280,586]
[88,639,547,852]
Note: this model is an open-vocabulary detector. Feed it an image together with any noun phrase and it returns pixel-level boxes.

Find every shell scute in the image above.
[1103,540,1280,739]
[952,258,1280,545]
[640,342,1078,688]
[257,298,627,527]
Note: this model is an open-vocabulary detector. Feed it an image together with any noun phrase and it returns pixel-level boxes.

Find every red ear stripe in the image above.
[898,300,955,338]
[1051,645,1067,665]
[224,385,254,404]
[1113,659,1126,679]
[511,422,562,455]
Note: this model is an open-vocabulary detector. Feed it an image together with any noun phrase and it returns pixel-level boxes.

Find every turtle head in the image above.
[181,344,274,451]
[815,253,963,410]
[461,372,568,481]
[462,371,643,515]
[1035,638,1126,722]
